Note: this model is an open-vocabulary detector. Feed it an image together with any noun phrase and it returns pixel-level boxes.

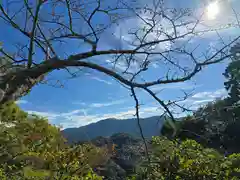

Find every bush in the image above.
[0,102,103,180]
[131,137,240,180]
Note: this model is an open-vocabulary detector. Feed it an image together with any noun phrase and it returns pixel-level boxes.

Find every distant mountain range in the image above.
[62,116,164,143]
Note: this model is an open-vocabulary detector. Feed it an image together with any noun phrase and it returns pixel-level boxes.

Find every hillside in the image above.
[62,116,164,143]
[88,133,147,180]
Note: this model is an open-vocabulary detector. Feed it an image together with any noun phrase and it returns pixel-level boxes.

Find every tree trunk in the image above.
[0,71,46,105]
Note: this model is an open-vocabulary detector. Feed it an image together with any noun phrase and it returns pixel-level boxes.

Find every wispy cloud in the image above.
[152,63,159,68]
[149,82,202,92]
[106,59,140,74]
[27,105,163,129]
[27,89,226,129]
[180,88,228,108]
[90,76,112,85]
[192,99,214,105]
[72,102,86,106]
[60,110,85,116]
[27,109,87,121]
[89,100,126,108]
[59,106,163,129]
[192,89,227,99]
[110,1,238,56]
[73,99,126,108]
[84,72,113,85]
[114,15,173,51]
[16,100,28,104]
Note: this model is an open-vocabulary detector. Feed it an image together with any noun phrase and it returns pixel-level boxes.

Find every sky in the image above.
[1,0,240,129]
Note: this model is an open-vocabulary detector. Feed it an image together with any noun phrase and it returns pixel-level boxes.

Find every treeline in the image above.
[162,98,240,155]
[1,102,240,179]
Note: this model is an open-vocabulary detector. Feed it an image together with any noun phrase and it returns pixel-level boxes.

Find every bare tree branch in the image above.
[23,0,43,68]
[131,86,150,162]
[0,0,239,125]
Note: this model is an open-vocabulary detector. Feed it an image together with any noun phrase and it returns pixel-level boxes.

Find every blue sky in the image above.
[1,0,240,129]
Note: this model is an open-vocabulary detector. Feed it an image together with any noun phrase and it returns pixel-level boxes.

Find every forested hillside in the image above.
[1,102,240,179]
[62,116,164,143]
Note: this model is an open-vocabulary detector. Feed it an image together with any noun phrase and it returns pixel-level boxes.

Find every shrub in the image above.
[131,137,240,180]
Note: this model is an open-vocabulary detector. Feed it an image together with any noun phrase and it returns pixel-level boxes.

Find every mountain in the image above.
[62,116,164,143]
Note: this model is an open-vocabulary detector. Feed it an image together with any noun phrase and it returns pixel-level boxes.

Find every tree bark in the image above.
[0,72,45,104]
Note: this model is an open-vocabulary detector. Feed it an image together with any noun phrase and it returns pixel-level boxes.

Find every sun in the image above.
[206,1,220,20]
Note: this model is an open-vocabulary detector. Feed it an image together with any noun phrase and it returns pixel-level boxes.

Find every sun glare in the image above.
[207,1,220,20]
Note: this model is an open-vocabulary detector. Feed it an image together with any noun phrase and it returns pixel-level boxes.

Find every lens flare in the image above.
[207,1,220,20]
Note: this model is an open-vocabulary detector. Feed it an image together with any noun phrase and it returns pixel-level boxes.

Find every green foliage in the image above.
[0,101,28,123]
[2,96,240,179]
[224,43,240,104]
[133,137,240,179]
[162,98,240,154]
[0,102,103,180]
[23,166,50,179]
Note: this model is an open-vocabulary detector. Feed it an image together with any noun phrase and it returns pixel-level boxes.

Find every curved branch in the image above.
[0,42,236,105]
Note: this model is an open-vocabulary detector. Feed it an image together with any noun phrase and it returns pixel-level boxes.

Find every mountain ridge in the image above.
[62,116,164,143]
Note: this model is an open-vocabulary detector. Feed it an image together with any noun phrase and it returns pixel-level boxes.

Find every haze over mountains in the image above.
[62,116,164,143]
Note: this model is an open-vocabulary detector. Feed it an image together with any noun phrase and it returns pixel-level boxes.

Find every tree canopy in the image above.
[130,137,240,180]
[224,43,240,105]
[0,102,106,179]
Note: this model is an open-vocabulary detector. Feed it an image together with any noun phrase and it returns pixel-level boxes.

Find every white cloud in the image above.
[105,58,141,74]
[192,99,215,105]
[26,105,163,129]
[27,109,87,120]
[84,73,112,85]
[149,82,201,92]
[15,100,28,104]
[89,100,126,108]
[61,106,163,129]
[73,99,127,108]
[102,1,238,77]
[192,89,227,99]
[112,0,238,53]
[179,88,228,108]
[152,63,159,68]
[60,110,84,116]
[72,102,86,106]
[27,90,226,129]
[114,15,174,51]
[90,76,112,85]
